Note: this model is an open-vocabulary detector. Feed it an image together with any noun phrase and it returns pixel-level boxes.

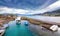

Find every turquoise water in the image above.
[4,21,36,36]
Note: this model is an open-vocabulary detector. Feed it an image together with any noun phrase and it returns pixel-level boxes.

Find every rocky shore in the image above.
[0,14,17,36]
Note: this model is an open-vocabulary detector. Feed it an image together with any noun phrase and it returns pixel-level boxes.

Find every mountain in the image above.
[42,9,60,16]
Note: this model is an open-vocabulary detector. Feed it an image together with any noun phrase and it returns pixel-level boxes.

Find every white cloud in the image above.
[28,0,60,14]
[46,0,60,11]
[0,0,60,15]
[0,7,29,14]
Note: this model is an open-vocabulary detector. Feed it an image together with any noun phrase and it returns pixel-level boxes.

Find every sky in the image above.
[0,0,59,15]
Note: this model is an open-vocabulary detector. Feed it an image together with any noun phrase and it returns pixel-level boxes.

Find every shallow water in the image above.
[4,21,36,36]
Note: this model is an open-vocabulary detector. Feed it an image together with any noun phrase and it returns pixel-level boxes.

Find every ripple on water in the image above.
[4,21,37,36]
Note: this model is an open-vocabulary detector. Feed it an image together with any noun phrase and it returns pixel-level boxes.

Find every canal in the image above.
[3,16,60,36]
[4,21,37,36]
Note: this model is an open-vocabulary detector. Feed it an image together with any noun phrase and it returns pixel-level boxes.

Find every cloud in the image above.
[0,0,59,15]
[0,0,56,10]
[0,6,48,14]
[27,0,60,14]
[46,0,60,11]
[0,7,29,14]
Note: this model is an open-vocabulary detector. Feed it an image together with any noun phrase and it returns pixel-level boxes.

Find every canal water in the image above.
[4,15,60,36]
[4,21,36,36]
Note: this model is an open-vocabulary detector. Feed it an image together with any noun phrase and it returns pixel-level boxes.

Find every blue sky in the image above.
[0,0,57,9]
[0,0,59,15]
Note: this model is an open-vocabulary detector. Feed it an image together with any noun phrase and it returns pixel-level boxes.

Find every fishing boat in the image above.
[23,20,29,26]
[16,17,21,25]
[16,20,21,25]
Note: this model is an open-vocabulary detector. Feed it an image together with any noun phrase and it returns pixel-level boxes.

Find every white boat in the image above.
[0,29,5,36]
[16,17,21,24]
